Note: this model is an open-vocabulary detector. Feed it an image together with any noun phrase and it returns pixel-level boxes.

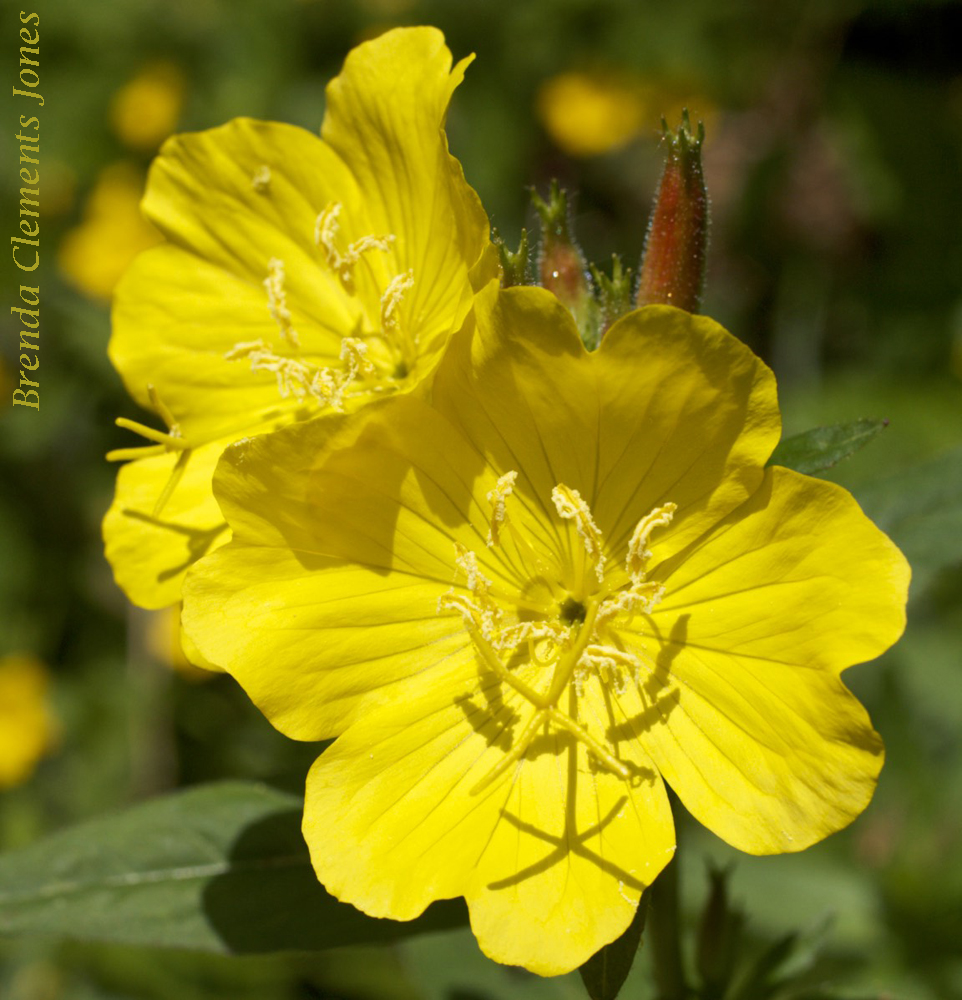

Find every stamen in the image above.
[498,619,570,650]
[339,336,377,381]
[349,233,396,261]
[439,493,676,794]
[626,502,677,581]
[595,581,665,629]
[225,340,347,409]
[552,483,606,583]
[486,470,518,547]
[380,270,415,335]
[251,165,271,193]
[547,707,631,779]
[438,543,503,642]
[226,340,311,400]
[314,202,343,267]
[454,543,493,595]
[314,201,395,289]
[579,644,644,693]
[264,258,300,347]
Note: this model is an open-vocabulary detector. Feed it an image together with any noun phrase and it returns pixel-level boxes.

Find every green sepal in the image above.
[578,894,648,1000]
[494,227,530,288]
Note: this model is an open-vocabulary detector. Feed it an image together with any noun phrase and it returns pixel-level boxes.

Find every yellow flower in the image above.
[0,654,58,788]
[536,70,715,158]
[181,285,908,975]
[58,162,161,301]
[144,606,215,682]
[103,27,493,609]
[110,61,185,152]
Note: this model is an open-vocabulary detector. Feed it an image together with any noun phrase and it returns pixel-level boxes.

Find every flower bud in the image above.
[533,181,597,343]
[592,256,634,337]
[533,181,591,302]
[637,110,709,313]
[695,864,741,997]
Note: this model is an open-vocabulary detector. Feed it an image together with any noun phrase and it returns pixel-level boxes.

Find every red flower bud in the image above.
[637,111,709,313]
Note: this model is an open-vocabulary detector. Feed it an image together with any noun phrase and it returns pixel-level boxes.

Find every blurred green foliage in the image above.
[1,0,961,997]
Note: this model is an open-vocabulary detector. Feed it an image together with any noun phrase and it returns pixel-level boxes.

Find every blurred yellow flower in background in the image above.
[0,655,58,789]
[536,69,715,157]
[57,162,161,301]
[144,607,215,682]
[110,61,185,152]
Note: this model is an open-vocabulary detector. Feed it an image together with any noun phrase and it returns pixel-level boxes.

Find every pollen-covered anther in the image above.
[438,543,503,642]
[486,470,518,547]
[596,581,666,629]
[251,165,271,193]
[626,501,677,581]
[498,620,571,660]
[263,258,300,348]
[339,337,377,380]
[579,644,644,694]
[454,542,492,593]
[314,201,395,289]
[380,270,415,334]
[552,483,606,582]
[225,340,349,409]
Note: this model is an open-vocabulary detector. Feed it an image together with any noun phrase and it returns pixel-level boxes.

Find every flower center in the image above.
[559,596,587,625]
[224,210,416,412]
[107,201,417,518]
[439,470,676,791]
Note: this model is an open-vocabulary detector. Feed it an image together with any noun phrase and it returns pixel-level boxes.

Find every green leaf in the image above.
[0,781,466,954]
[767,419,888,475]
[578,897,647,1000]
[856,444,962,595]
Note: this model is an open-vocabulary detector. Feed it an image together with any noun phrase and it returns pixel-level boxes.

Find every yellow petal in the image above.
[304,664,674,976]
[633,467,909,853]
[323,27,492,358]
[182,401,493,738]
[432,286,781,568]
[103,438,230,609]
[110,125,362,443]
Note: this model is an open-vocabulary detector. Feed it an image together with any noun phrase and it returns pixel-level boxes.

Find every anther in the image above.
[486,470,518,547]
[264,258,299,347]
[380,270,414,334]
[552,483,606,582]
[314,201,395,289]
[626,501,677,581]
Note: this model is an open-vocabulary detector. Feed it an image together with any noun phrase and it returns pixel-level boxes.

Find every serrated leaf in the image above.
[767,419,888,475]
[578,897,647,1000]
[0,781,466,953]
